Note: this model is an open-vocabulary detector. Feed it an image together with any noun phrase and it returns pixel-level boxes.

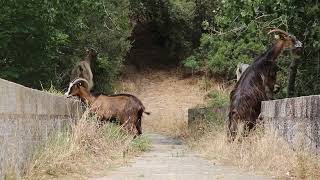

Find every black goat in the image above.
[228,29,302,141]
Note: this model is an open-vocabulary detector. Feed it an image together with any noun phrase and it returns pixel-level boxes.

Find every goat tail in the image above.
[144,111,151,115]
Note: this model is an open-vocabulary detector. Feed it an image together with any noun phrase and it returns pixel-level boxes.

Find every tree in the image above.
[183,0,320,97]
[0,0,132,92]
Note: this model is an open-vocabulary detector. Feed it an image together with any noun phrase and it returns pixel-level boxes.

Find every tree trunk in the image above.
[287,51,301,97]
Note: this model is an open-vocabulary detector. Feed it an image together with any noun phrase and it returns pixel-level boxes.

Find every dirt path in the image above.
[92,133,270,180]
[87,70,272,179]
[117,69,209,135]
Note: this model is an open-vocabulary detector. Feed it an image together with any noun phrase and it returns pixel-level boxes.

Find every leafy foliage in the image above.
[207,89,229,107]
[1,0,319,97]
[129,0,198,60]
[183,0,320,97]
[0,0,132,92]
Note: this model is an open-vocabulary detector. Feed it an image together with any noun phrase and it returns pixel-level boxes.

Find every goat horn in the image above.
[70,78,89,88]
[267,28,290,36]
[65,78,89,96]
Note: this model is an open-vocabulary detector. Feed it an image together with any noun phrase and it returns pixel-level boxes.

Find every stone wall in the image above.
[0,78,82,179]
[261,95,320,152]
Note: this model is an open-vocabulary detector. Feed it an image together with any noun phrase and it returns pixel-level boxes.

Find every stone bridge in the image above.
[0,78,82,179]
[261,95,320,152]
[188,95,320,152]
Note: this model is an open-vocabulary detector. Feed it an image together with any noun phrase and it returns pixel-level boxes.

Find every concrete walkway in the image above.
[92,134,271,180]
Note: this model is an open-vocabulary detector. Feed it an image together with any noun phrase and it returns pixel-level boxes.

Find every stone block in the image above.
[0,78,82,179]
[261,95,320,152]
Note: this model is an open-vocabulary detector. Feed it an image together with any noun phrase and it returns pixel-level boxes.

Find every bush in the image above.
[207,89,229,108]
[183,0,320,97]
[0,0,132,92]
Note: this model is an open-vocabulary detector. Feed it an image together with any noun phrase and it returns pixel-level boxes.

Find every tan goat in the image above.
[69,48,97,92]
[65,78,149,135]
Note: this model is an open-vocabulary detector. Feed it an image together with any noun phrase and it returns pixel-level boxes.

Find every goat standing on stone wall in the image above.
[65,78,150,136]
[68,48,97,92]
[236,62,280,94]
[228,29,302,141]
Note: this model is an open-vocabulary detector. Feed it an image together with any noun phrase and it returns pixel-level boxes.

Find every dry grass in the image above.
[23,111,151,180]
[117,69,320,179]
[41,82,64,96]
[144,117,189,139]
[183,84,320,179]
[4,167,17,180]
[187,123,320,179]
[115,69,219,138]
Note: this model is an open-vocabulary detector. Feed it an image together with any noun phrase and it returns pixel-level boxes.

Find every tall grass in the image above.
[185,88,320,179]
[24,111,151,179]
[41,82,64,96]
[187,122,320,179]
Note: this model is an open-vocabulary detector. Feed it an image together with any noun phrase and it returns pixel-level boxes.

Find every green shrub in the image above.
[207,89,229,108]
[131,135,152,152]
[0,0,132,92]
[183,0,320,97]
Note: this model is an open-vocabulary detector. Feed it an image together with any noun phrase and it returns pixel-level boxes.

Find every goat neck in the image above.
[268,40,286,62]
[83,54,93,65]
[79,89,96,106]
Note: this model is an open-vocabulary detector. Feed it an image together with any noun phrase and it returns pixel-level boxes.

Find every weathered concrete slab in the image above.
[0,78,82,179]
[261,95,320,152]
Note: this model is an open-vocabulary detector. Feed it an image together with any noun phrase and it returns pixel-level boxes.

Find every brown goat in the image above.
[69,48,98,91]
[65,78,150,135]
[109,93,150,134]
[228,29,302,141]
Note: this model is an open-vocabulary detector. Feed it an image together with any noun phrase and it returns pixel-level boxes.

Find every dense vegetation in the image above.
[0,0,132,92]
[1,0,319,96]
[183,0,320,97]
